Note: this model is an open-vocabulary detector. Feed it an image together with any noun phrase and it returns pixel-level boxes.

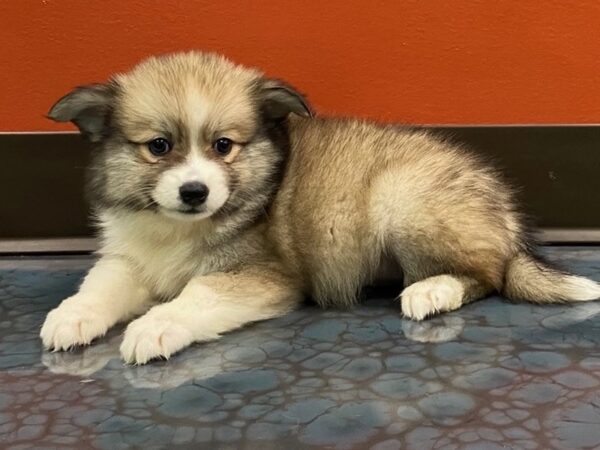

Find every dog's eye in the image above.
[213,138,233,156]
[147,138,172,156]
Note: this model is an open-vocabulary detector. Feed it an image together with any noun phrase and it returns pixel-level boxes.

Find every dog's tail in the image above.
[503,251,600,303]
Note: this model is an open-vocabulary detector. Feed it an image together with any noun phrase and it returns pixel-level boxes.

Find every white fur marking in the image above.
[152,152,230,220]
[401,275,465,321]
[564,275,600,301]
[40,257,151,350]
[120,284,219,364]
[40,297,112,350]
[120,312,195,365]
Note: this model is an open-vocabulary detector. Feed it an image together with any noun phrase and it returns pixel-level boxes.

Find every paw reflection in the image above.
[41,331,238,390]
[40,309,467,390]
[122,354,227,389]
[42,332,121,376]
[402,315,465,343]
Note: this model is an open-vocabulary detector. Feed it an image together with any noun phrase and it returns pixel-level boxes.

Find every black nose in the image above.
[179,182,209,207]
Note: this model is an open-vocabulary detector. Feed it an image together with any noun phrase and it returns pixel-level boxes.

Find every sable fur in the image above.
[40,51,600,364]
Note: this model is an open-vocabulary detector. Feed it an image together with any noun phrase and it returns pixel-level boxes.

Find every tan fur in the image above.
[41,51,600,364]
[269,118,520,305]
[221,144,243,164]
[115,53,260,145]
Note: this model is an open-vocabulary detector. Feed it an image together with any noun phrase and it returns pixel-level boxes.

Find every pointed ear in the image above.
[261,79,313,120]
[47,83,116,142]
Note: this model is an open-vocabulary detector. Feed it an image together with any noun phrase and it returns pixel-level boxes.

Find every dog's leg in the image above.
[40,257,152,350]
[120,267,303,364]
[400,274,492,321]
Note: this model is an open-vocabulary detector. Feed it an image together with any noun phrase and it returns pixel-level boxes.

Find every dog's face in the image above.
[49,52,311,222]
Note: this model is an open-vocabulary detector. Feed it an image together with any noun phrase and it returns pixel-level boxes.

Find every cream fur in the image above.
[40,256,151,351]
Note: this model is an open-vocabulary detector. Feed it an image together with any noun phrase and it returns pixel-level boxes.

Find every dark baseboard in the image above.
[1,126,600,242]
[2,229,600,255]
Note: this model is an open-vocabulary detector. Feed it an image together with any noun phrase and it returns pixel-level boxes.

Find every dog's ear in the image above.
[47,83,116,142]
[261,79,313,120]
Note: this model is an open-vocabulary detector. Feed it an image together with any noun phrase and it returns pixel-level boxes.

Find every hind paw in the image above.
[401,275,465,320]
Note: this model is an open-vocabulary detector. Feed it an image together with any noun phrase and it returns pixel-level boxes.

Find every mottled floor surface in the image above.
[2,248,600,449]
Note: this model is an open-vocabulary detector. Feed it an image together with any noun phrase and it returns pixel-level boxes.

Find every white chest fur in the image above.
[98,210,218,299]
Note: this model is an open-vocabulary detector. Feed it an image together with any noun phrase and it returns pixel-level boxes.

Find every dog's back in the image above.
[270,116,600,315]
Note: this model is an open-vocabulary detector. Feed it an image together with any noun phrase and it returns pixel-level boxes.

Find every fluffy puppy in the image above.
[40,52,600,364]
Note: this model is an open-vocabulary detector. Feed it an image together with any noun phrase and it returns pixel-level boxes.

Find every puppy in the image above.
[40,52,600,364]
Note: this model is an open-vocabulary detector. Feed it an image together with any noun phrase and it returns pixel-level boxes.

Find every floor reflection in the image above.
[40,313,467,390]
[3,247,600,449]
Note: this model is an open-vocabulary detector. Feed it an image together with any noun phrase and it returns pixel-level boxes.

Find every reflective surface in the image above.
[2,248,600,449]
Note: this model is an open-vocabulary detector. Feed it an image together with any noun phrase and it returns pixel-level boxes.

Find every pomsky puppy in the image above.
[41,51,600,364]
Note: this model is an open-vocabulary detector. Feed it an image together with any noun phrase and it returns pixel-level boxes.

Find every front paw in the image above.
[40,297,110,351]
[120,313,193,365]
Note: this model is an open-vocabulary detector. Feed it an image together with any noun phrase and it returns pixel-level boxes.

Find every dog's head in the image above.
[48,52,312,222]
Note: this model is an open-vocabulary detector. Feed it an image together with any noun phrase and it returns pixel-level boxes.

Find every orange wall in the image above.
[1,1,600,131]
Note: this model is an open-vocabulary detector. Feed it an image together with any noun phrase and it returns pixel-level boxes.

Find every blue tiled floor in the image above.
[2,248,600,449]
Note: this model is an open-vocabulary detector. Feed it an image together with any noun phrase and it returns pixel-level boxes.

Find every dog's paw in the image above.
[120,313,194,365]
[401,275,464,321]
[40,298,110,351]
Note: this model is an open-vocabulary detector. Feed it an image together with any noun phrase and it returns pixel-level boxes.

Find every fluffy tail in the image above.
[503,252,600,303]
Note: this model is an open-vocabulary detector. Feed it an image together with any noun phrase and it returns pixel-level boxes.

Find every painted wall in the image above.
[1,1,599,131]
